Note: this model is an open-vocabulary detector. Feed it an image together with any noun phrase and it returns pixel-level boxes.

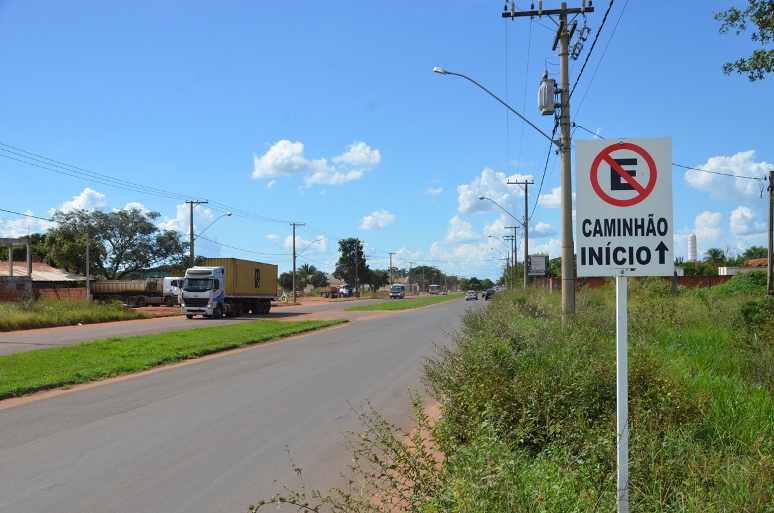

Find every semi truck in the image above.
[180,258,278,319]
[90,277,182,307]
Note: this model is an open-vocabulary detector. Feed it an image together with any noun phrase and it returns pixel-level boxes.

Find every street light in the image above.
[489,235,513,288]
[480,196,527,288]
[191,212,232,266]
[433,67,558,147]
[434,65,574,323]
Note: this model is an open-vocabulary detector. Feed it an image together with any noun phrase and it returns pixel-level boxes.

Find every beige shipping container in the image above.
[202,258,278,297]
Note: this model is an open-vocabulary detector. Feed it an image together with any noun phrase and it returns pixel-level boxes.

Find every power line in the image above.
[0,141,292,225]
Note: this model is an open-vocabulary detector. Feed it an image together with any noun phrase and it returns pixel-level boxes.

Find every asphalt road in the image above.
[0,297,484,513]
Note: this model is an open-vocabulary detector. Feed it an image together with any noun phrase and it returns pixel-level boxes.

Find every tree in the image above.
[333,238,370,287]
[742,245,768,261]
[716,1,774,81]
[45,208,187,279]
[278,271,294,291]
[297,263,317,289]
[309,270,329,289]
[703,247,726,267]
[364,269,390,292]
[0,233,51,263]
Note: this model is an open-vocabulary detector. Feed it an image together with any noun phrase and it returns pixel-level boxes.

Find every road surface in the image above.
[0,297,483,513]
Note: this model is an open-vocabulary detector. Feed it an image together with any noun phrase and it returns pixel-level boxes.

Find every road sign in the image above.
[576,138,673,277]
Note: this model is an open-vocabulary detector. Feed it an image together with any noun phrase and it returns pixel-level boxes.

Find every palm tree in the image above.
[703,247,725,267]
[297,263,317,288]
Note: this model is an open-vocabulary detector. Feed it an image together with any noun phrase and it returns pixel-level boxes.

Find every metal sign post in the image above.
[616,273,629,511]
[576,138,673,513]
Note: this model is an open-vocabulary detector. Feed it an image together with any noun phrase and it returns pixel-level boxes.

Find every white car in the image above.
[465,290,478,301]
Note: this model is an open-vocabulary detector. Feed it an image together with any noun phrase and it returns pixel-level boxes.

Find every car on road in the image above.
[465,290,478,301]
[483,288,496,300]
[441,290,448,295]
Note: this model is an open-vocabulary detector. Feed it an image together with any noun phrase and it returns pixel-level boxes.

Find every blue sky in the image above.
[0,0,772,281]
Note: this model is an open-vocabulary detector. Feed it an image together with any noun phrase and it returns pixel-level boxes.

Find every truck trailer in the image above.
[180,258,278,319]
[90,277,182,307]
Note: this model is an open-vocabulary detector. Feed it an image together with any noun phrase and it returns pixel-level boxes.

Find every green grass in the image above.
[345,293,463,311]
[0,319,345,398]
[252,272,774,512]
[0,298,150,332]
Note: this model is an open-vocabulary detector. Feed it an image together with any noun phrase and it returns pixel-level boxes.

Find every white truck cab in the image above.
[180,266,226,318]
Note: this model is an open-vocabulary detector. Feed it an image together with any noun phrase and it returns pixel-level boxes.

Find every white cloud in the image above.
[445,215,479,243]
[53,188,107,214]
[694,211,723,242]
[425,187,443,196]
[531,221,557,238]
[457,167,532,215]
[253,140,381,189]
[266,180,276,189]
[729,205,766,236]
[332,141,381,166]
[536,186,575,210]
[122,202,148,213]
[531,238,562,258]
[0,210,53,238]
[684,151,771,201]
[305,169,363,187]
[252,140,331,179]
[360,210,396,230]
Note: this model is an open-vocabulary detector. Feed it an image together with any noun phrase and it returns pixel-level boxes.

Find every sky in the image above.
[0,0,772,281]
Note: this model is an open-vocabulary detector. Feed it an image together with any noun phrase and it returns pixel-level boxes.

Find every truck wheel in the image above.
[136,296,146,307]
[265,303,271,314]
[214,305,222,319]
[164,296,174,307]
[185,314,194,319]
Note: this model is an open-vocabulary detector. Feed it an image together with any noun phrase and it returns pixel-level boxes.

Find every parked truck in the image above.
[90,277,183,307]
[319,286,339,298]
[180,258,278,319]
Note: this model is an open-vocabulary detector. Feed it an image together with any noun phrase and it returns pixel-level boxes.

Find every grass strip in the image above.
[0,319,346,399]
[345,294,463,311]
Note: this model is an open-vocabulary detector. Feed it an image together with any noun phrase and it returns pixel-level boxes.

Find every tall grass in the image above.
[0,298,148,331]
[251,273,774,512]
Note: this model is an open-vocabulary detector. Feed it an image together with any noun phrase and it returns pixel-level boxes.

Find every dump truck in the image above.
[90,277,183,307]
[180,258,278,319]
[319,286,338,298]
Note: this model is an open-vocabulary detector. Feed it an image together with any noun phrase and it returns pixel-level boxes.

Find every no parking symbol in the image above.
[590,142,658,207]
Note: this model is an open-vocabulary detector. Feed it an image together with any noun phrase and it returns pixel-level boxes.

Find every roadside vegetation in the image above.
[0,319,345,398]
[345,294,463,311]
[0,298,150,332]
[251,271,774,512]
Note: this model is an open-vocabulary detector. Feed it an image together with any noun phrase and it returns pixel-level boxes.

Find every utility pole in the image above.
[408,261,414,294]
[505,231,517,288]
[503,1,592,323]
[388,252,396,285]
[768,170,773,294]
[508,179,533,288]
[291,223,305,303]
[186,200,208,268]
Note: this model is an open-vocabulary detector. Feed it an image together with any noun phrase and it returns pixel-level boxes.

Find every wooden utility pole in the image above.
[508,179,533,288]
[186,200,208,268]
[291,222,305,304]
[768,171,773,294]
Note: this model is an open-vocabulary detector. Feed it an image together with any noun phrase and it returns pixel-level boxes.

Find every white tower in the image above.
[688,234,697,262]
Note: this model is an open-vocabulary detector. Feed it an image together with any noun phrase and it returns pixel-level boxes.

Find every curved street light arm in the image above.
[433,67,559,147]
[479,196,524,226]
[194,212,232,240]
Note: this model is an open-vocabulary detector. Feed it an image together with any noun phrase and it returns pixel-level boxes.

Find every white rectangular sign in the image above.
[575,138,673,277]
